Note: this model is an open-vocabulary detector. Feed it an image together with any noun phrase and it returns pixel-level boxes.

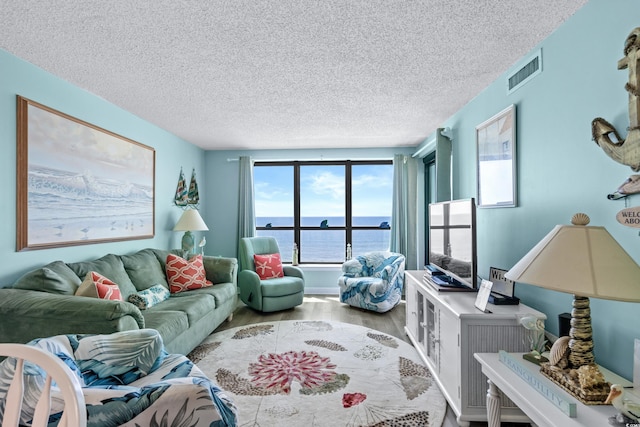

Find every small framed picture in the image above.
[475,279,493,313]
[476,105,516,208]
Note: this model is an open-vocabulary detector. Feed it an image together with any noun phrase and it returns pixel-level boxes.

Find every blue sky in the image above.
[28,103,153,186]
[254,164,393,217]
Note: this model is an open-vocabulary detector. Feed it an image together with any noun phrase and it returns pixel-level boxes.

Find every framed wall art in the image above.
[16,96,155,251]
[476,104,516,208]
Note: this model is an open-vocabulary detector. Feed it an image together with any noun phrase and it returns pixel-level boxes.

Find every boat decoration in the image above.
[187,169,200,207]
[174,168,200,208]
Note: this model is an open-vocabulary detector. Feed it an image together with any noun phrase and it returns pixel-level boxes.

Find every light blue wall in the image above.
[0,49,206,285]
[416,0,639,379]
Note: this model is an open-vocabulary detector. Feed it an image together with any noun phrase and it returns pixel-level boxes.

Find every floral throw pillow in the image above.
[75,271,123,301]
[165,254,213,293]
[128,284,170,309]
[253,253,284,280]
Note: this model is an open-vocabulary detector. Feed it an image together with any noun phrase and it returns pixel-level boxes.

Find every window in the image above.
[254,161,393,263]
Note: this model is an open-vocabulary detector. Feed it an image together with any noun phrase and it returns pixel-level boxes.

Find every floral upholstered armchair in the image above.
[338,251,405,313]
[0,329,237,427]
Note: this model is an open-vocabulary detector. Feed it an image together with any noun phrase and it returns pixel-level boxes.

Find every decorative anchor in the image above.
[592,28,640,198]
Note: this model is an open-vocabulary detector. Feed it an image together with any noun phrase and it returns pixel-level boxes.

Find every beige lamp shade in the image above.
[505,214,640,302]
[173,209,209,232]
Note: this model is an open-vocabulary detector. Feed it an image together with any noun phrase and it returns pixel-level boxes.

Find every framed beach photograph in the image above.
[476,104,516,208]
[16,96,155,251]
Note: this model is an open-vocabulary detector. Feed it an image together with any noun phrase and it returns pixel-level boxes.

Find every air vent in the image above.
[507,49,542,94]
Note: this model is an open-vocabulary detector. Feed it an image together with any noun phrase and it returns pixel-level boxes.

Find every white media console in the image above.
[404,270,546,426]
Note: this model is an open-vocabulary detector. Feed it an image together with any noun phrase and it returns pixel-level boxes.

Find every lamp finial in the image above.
[571,213,590,226]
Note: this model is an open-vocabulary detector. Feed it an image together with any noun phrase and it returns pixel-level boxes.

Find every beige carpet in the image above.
[189,320,446,427]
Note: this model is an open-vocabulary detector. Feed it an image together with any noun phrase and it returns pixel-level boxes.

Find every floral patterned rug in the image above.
[190,320,446,427]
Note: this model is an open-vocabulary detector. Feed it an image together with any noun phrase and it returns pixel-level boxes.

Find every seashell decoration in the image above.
[549,336,570,369]
[577,364,607,390]
[571,213,590,226]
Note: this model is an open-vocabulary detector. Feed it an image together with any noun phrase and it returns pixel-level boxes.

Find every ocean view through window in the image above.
[255,161,393,263]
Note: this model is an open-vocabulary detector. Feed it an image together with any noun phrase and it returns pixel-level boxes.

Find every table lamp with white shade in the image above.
[173,208,208,258]
[505,213,640,404]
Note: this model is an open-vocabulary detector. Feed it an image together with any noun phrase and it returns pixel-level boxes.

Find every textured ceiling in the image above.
[1,1,588,150]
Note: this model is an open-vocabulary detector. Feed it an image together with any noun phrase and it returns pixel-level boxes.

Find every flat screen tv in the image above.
[427,198,477,290]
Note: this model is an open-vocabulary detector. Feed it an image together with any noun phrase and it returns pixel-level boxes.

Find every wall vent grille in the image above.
[507,49,542,94]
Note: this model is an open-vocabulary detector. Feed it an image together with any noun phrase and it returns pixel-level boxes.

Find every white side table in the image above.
[474,352,626,427]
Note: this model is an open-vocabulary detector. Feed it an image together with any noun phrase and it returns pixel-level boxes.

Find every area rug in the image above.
[189,320,446,427]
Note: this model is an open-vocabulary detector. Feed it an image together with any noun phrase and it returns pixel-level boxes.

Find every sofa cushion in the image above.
[76,272,123,301]
[259,276,304,297]
[148,249,179,271]
[141,310,189,346]
[67,254,137,300]
[120,249,169,291]
[165,254,212,293]
[128,284,170,309]
[13,261,81,295]
[202,256,237,284]
[148,293,215,325]
[183,281,237,308]
[253,253,284,280]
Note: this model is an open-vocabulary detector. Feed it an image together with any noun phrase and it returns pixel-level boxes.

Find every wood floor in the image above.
[215,295,481,427]
[217,295,409,343]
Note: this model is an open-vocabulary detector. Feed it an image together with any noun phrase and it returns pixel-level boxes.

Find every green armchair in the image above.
[238,237,305,312]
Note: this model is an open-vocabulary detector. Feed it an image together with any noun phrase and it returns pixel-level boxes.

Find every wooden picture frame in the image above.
[476,105,517,208]
[16,96,155,251]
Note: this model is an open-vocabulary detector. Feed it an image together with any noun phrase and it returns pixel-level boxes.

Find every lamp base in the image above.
[540,362,610,404]
[181,231,195,259]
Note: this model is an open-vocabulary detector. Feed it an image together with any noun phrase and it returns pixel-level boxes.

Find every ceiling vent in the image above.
[507,49,542,94]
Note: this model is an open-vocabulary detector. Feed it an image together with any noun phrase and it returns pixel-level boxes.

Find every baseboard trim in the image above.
[304,287,339,295]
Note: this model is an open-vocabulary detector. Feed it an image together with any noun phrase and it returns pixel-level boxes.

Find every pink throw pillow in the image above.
[75,271,123,301]
[165,254,213,293]
[253,253,284,280]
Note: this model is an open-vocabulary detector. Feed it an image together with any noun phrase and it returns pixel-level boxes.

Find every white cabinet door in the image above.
[425,298,437,364]
[405,279,420,343]
[437,304,461,411]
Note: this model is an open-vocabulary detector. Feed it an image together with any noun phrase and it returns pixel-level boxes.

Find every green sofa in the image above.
[0,248,237,355]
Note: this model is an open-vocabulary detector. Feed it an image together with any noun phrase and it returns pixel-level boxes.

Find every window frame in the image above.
[254,160,392,264]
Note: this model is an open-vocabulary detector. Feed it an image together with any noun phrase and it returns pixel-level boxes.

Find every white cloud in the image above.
[304,171,344,199]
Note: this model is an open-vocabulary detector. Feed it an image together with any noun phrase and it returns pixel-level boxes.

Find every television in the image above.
[426,198,477,291]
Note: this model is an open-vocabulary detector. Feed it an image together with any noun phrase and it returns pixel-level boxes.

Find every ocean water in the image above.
[256,216,391,263]
[27,165,153,245]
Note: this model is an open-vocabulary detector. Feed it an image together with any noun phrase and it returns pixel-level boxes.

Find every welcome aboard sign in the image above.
[617,207,640,228]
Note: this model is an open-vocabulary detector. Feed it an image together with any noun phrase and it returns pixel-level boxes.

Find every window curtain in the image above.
[237,156,255,267]
[390,154,418,270]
